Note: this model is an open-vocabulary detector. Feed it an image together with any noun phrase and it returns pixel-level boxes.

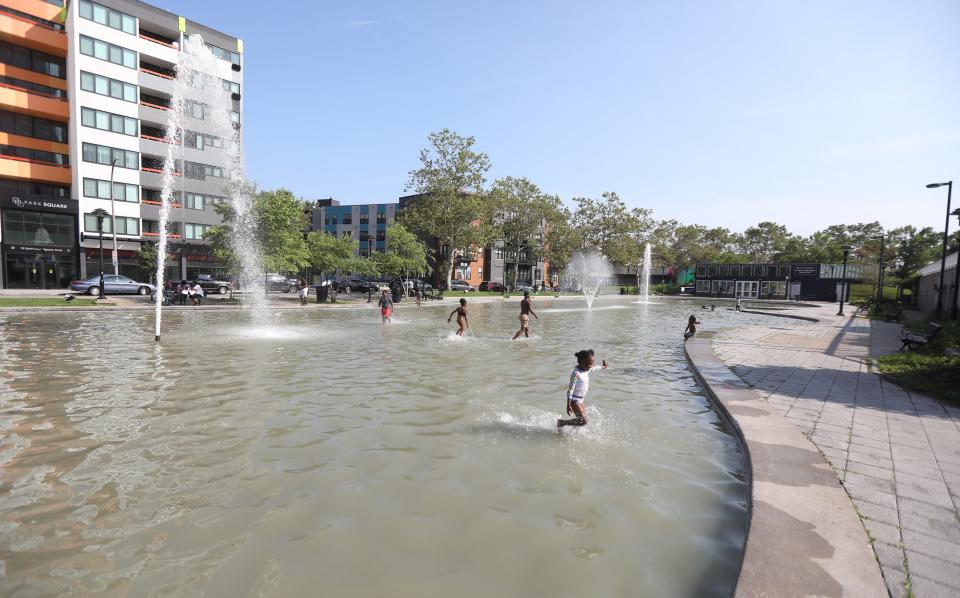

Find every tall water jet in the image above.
[563,251,614,309]
[639,242,652,304]
[155,36,263,341]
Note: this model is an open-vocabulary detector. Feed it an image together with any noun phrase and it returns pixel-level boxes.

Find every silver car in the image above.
[69,275,156,297]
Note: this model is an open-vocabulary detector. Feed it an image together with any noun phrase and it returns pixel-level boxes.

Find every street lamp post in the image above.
[951,208,960,320]
[109,157,119,275]
[92,208,109,299]
[837,245,852,316]
[366,234,373,303]
[927,181,953,316]
[875,233,885,305]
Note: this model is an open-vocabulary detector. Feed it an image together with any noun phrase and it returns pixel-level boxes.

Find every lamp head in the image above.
[951,208,960,217]
[927,182,951,189]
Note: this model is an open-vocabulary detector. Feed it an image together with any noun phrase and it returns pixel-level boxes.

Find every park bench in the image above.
[899,323,942,352]
[425,288,444,300]
[881,307,905,322]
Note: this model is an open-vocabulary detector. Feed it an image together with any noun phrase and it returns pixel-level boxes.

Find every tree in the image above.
[135,242,158,282]
[400,129,495,289]
[207,187,310,276]
[570,192,632,257]
[543,206,580,283]
[306,231,361,279]
[888,226,942,279]
[607,206,656,288]
[490,177,563,289]
[374,222,429,280]
[737,222,792,262]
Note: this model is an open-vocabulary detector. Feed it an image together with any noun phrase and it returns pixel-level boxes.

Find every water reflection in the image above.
[0,298,755,596]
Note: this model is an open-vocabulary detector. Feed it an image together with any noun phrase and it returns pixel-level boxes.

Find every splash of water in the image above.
[563,251,614,309]
[640,243,652,304]
[155,36,262,340]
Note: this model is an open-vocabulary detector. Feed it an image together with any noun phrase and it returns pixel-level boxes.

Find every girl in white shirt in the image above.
[558,349,607,429]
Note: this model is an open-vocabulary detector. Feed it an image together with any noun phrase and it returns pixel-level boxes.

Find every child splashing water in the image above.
[448,298,468,336]
[558,349,607,429]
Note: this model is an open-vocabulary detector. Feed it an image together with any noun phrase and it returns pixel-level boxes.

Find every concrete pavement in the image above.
[710,304,960,597]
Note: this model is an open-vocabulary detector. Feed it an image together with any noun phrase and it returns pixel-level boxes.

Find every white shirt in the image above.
[567,366,601,401]
[193,285,204,297]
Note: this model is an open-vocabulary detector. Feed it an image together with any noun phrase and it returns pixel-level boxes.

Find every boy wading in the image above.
[512,291,539,340]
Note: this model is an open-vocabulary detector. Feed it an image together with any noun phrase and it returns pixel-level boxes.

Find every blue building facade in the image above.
[311,198,399,255]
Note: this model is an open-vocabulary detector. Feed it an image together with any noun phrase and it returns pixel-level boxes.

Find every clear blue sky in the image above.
[168,0,958,236]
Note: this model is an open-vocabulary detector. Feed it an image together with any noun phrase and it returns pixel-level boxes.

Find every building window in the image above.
[330,215,337,226]
[696,280,711,293]
[2,210,74,245]
[359,213,368,224]
[183,131,222,150]
[495,248,504,260]
[376,212,387,224]
[78,1,136,35]
[83,178,137,202]
[342,215,352,225]
[221,79,240,94]
[718,265,728,277]
[79,71,137,103]
[0,109,67,143]
[79,35,136,69]
[324,216,329,225]
[80,107,137,137]
[779,265,791,277]
[205,43,240,65]
[0,41,65,78]
[708,266,717,277]
[0,144,67,166]
[376,231,385,241]
[184,193,204,210]
[741,265,753,277]
[182,161,224,180]
[0,74,66,100]
[185,223,210,239]
[0,178,68,198]
[478,267,483,279]
[81,143,137,169]
[84,213,138,235]
[696,265,707,277]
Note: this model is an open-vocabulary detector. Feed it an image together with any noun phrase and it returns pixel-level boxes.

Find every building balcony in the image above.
[0,8,66,56]
[139,67,174,96]
[0,79,67,120]
[0,153,69,184]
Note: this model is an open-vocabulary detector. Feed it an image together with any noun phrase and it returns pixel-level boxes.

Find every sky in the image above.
[163,0,958,236]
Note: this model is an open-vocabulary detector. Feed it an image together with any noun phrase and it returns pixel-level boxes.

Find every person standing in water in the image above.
[512,291,539,340]
[684,315,702,340]
[447,298,468,336]
[378,289,394,324]
[735,293,742,312]
[558,349,607,429]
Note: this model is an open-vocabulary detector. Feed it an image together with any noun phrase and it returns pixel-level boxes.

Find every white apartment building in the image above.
[67,0,242,281]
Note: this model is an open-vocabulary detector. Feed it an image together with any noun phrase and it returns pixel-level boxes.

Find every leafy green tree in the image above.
[400,129,495,289]
[888,225,942,279]
[207,187,310,275]
[737,222,792,262]
[135,242,157,282]
[570,192,632,257]
[543,206,581,282]
[607,206,656,288]
[490,177,563,288]
[306,231,361,279]
[375,222,429,279]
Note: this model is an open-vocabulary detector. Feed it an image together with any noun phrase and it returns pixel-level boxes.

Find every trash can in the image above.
[620,287,626,295]
[392,286,402,303]
[316,284,329,303]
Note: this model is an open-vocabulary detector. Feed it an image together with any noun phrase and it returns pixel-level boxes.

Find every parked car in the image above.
[266,274,293,292]
[336,279,382,293]
[194,273,231,295]
[479,281,505,292]
[515,283,534,293]
[70,275,155,297]
[448,279,475,292]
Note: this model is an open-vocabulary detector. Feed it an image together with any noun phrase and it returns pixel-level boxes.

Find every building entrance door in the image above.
[736,280,759,299]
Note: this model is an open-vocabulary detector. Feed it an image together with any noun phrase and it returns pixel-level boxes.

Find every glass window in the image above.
[93,40,108,61]
[79,36,93,56]
[79,35,136,69]
[95,111,109,130]
[97,180,110,198]
[81,1,136,36]
[83,178,97,197]
[92,4,107,24]
[79,0,93,19]
[80,71,94,91]
[121,14,136,35]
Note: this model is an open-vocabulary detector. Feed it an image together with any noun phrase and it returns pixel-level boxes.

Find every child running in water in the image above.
[684,314,701,340]
[512,291,539,340]
[447,298,468,336]
[378,289,394,324]
[558,349,607,429]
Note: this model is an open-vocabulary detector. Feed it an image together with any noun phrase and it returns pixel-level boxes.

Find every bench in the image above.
[882,307,905,322]
[899,323,942,351]
[425,288,444,300]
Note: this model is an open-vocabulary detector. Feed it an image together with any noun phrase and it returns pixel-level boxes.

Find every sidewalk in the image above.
[712,304,960,597]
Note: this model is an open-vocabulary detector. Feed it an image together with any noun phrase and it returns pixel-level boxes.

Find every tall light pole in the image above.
[951,208,960,320]
[875,233,885,305]
[837,245,851,316]
[109,157,119,275]
[927,181,952,317]
[92,208,109,299]
[365,234,373,303]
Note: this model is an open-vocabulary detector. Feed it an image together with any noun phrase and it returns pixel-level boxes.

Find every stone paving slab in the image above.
[710,303,960,597]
